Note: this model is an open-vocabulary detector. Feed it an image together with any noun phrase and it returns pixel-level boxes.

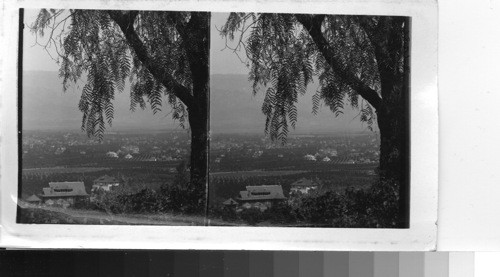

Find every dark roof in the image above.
[237,185,286,201]
[290,178,319,187]
[25,194,42,202]
[223,198,238,205]
[94,175,120,184]
[41,182,88,198]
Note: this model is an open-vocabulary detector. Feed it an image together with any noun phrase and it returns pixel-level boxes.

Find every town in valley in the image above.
[21,130,380,226]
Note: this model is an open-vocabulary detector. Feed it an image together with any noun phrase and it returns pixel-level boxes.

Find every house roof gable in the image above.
[42,182,89,197]
[26,194,41,202]
[238,185,286,201]
[223,198,238,205]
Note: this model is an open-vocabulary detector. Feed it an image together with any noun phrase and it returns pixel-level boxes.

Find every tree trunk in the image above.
[376,87,409,228]
[297,14,410,227]
[376,17,410,228]
[188,104,208,217]
[183,12,210,212]
[104,11,210,214]
[188,107,209,193]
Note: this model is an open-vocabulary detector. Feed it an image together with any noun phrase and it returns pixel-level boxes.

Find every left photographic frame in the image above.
[17,8,211,225]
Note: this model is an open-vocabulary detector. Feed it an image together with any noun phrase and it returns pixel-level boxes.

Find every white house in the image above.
[236,185,286,211]
[304,154,316,161]
[290,178,320,195]
[106,151,118,158]
[92,175,121,192]
[40,182,89,208]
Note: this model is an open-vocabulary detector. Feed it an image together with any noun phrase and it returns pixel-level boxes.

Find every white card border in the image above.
[0,0,438,251]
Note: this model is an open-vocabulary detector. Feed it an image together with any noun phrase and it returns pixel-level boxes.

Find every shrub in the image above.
[298,191,344,226]
[118,188,161,214]
[267,202,297,224]
[239,207,263,225]
[220,207,239,222]
[157,183,205,214]
[91,161,206,216]
[92,186,131,214]
[156,161,206,215]
[295,178,400,228]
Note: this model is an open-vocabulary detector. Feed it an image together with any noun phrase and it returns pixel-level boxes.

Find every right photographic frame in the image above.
[209,12,411,228]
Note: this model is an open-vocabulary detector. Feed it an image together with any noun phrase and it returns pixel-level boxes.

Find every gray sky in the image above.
[22,9,374,134]
[23,10,60,72]
[21,10,253,132]
[211,13,249,75]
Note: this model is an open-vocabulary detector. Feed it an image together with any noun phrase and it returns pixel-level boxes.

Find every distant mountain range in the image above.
[22,71,377,134]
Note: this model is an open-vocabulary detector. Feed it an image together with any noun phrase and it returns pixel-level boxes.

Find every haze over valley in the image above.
[23,71,377,135]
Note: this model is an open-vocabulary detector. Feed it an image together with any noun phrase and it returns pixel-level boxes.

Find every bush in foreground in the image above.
[298,179,400,228]
[212,178,400,228]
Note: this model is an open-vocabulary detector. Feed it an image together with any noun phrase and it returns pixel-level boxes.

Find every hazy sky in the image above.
[21,10,256,132]
[23,10,60,72]
[22,9,375,134]
[211,13,250,75]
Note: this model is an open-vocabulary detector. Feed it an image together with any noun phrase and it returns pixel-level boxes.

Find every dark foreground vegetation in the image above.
[208,179,399,228]
[20,170,399,228]
[20,160,399,227]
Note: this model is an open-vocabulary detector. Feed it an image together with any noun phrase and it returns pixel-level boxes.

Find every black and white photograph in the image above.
[17,8,410,227]
[207,12,410,228]
[1,0,438,250]
[18,8,211,225]
[17,9,410,228]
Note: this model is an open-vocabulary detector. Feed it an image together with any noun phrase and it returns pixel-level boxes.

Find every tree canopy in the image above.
[29,10,409,224]
[31,9,211,196]
[221,13,410,226]
[31,9,205,139]
[221,13,408,142]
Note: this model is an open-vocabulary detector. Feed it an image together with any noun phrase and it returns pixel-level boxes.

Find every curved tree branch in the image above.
[356,16,392,73]
[107,10,195,108]
[295,14,382,111]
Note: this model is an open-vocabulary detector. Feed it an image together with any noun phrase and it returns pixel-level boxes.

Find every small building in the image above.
[252,150,263,158]
[222,198,239,208]
[124,153,133,160]
[304,154,316,161]
[25,194,42,204]
[319,148,338,157]
[106,151,119,158]
[327,149,338,157]
[54,147,66,155]
[290,178,320,195]
[122,145,140,154]
[92,175,121,192]
[40,182,89,208]
[237,185,286,211]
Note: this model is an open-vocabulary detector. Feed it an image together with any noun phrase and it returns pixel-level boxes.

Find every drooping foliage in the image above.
[221,13,404,142]
[31,9,192,139]
[222,13,410,226]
